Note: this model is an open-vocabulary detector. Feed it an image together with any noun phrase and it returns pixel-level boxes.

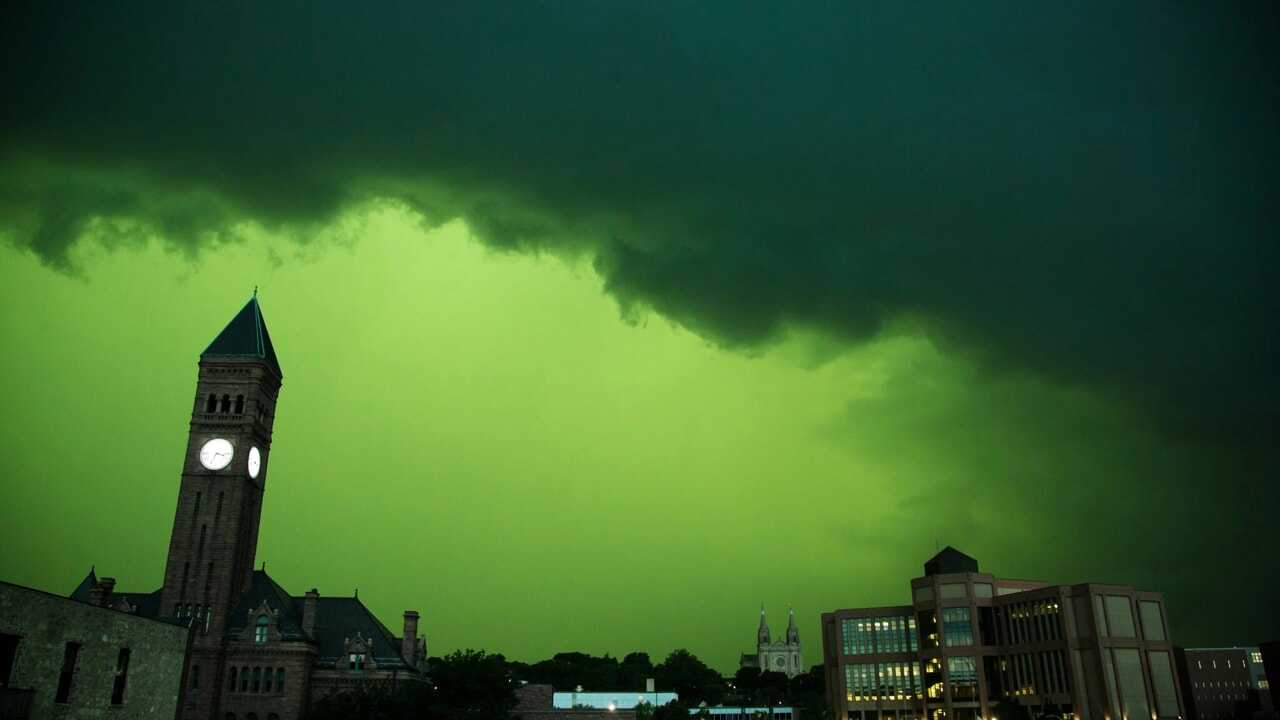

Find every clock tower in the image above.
[159,295,283,651]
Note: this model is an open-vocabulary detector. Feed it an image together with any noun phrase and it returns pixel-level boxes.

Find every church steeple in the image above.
[786,606,800,644]
[758,603,771,645]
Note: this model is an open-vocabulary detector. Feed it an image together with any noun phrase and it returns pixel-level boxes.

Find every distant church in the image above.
[69,296,426,720]
[740,605,803,678]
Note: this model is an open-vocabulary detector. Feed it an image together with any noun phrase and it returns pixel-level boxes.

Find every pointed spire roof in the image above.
[758,603,771,643]
[70,566,98,602]
[201,295,282,378]
[786,605,800,643]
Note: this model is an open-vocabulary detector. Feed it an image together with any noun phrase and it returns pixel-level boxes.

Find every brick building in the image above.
[820,547,1183,720]
[1,580,191,719]
[63,295,427,720]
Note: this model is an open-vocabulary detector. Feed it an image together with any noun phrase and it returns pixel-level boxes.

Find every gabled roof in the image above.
[227,570,414,670]
[923,546,979,576]
[227,570,308,641]
[201,296,283,378]
[69,570,163,619]
[292,595,412,669]
[70,567,97,602]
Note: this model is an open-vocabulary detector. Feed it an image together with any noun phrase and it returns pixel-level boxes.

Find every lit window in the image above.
[254,616,269,643]
[349,653,365,671]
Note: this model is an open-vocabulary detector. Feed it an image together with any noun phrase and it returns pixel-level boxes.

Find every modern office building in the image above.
[821,547,1183,720]
[1174,646,1271,720]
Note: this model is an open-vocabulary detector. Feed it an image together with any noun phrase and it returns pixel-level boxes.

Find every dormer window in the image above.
[348,653,366,671]
[254,615,269,643]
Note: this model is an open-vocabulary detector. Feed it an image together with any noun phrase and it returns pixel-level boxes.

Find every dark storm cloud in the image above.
[2,2,1277,437]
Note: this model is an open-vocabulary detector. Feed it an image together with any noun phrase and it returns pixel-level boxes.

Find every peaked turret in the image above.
[202,295,283,377]
[757,603,771,644]
[786,606,800,644]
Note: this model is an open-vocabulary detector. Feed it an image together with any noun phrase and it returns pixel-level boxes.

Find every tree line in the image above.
[303,648,828,720]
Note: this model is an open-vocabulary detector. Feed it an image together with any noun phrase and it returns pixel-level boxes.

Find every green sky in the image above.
[0,204,1266,669]
[1,2,1277,671]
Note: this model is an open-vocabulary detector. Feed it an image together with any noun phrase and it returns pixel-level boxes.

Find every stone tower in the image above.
[750,605,804,678]
[158,295,282,715]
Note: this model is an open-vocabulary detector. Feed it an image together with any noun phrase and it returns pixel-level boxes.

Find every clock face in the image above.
[199,438,234,470]
[248,446,262,479]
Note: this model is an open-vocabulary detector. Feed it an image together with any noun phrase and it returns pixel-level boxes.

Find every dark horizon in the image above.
[1,2,1277,670]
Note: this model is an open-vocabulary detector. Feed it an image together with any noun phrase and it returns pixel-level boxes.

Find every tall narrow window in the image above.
[220,394,231,412]
[234,395,245,414]
[193,491,202,517]
[239,666,248,692]
[263,666,273,693]
[190,664,200,691]
[111,648,131,705]
[181,561,190,599]
[205,562,214,596]
[228,667,237,692]
[251,667,261,693]
[254,615,269,643]
[276,668,285,692]
[206,394,217,413]
[1,633,20,686]
[198,525,207,556]
[215,493,224,520]
[55,642,81,703]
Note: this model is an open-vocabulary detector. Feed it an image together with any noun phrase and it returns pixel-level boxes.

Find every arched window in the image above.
[254,615,269,643]
[263,666,273,693]
[220,394,231,413]
[251,666,261,693]
[239,666,248,692]
[110,648,130,705]
[206,394,217,413]
[225,714,236,720]
[268,714,280,720]
[234,395,245,414]
[276,668,285,692]
[228,667,237,692]
[247,714,259,720]
[193,492,202,518]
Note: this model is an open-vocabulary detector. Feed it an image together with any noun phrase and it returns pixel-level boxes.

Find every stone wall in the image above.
[0,581,191,719]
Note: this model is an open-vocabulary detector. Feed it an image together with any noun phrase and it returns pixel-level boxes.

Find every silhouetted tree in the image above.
[427,649,518,719]
[655,649,726,706]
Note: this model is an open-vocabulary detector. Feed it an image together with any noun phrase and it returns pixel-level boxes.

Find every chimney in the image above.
[402,611,420,667]
[302,588,319,638]
[88,577,117,608]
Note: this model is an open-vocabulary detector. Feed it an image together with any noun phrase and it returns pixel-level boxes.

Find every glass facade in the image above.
[1105,596,1136,638]
[845,662,922,702]
[918,611,939,650]
[942,607,973,647]
[1094,595,1110,637]
[973,583,993,599]
[843,616,919,655]
[914,586,934,603]
[947,657,978,702]
[1139,601,1165,641]
[1114,649,1151,720]
[1147,651,1180,718]
[939,584,967,600]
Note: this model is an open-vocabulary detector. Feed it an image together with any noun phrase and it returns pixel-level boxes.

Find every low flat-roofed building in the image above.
[1,579,192,720]
[821,548,1183,720]
[1174,646,1272,720]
